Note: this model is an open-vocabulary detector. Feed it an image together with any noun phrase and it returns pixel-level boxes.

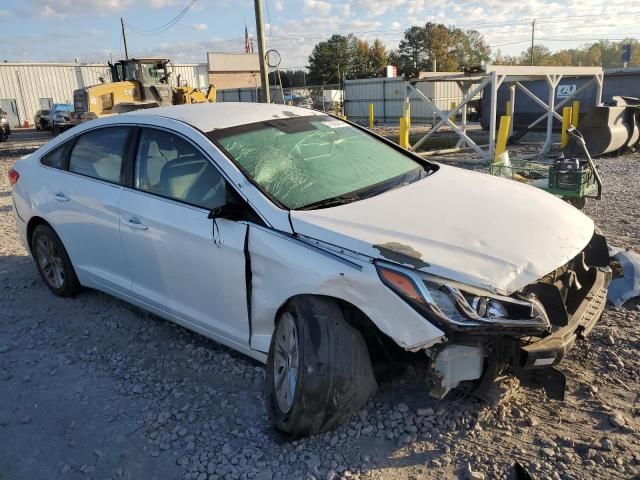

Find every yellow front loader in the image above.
[72,59,215,125]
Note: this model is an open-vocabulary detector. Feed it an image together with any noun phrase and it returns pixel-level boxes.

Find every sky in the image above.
[0,0,637,70]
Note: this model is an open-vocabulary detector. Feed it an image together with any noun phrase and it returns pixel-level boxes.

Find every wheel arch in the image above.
[26,216,55,252]
[274,293,405,365]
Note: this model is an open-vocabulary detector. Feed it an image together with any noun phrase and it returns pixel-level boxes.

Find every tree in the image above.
[396,26,429,77]
[307,34,387,82]
[307,34,359,84]
[394,23,491,76]
[451,28,491,67]
[352,39,388,78]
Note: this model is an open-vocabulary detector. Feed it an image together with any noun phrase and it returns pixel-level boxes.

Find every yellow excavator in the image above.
[71,58,215,123]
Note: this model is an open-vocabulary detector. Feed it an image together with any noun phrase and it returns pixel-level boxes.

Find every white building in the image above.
[0,62,208,128]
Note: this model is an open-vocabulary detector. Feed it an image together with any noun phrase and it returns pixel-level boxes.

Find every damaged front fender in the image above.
[246,225,446,356]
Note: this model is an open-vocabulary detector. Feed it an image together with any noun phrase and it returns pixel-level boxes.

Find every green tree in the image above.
[395,23,491,76]
[307,34,358,84]
[396,26,429,77]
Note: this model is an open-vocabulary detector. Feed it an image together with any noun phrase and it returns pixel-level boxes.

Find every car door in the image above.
[118,127,250,347]
[42,126,133,293]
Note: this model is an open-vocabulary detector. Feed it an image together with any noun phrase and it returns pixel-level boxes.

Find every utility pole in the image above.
[530,19,536,66]
[253,0,270,103]
[121,17,129,60]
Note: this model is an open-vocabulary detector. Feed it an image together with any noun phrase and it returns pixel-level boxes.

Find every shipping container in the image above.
[344,76,478,124]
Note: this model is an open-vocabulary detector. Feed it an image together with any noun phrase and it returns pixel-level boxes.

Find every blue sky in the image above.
[0,0,637,69]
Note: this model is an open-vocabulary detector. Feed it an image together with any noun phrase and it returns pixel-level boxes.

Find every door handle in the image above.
[53,192,69,202]
[126,217,148,230]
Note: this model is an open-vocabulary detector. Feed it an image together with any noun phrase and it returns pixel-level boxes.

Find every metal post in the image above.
[508,83,516,137]
[253,0,270,103]
[121,18,129,60]
[488,71,498,162]
[459,83,470,148]
[595,74,603,105]
[542,75,558,154]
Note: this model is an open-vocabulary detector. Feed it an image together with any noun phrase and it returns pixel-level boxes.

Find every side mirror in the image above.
[208,203,244,221]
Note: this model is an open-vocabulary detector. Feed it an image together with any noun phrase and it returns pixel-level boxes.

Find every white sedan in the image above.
[9,103,611,436]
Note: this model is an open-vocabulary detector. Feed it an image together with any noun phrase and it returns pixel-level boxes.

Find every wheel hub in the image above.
[273,312,299,414]
[35,235,65,289]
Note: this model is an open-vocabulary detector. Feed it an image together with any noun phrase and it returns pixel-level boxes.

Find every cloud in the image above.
[304,0,332,15]
[192,23,208,31]
[274,0,284,11]
[0,10,11,16]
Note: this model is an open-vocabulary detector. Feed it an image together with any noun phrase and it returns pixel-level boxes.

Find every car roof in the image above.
[125,102,326,132]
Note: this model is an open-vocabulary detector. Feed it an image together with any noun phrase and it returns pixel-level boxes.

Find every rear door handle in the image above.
[53,192,69,202]
[126,217,148,230]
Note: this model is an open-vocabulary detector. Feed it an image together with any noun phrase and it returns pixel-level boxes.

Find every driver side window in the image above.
[135,129,227,210]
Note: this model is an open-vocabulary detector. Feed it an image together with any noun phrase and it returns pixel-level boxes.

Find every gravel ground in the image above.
[1,131,639,480]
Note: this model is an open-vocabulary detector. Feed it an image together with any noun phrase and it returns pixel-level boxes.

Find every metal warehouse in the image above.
[0,62,208,128]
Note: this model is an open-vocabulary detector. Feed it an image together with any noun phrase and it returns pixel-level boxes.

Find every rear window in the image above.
[40,145,66,170]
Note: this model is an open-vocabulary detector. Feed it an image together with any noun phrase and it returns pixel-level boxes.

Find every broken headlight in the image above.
[377,262,549,331]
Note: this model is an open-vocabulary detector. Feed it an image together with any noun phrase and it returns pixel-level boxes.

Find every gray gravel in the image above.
[1,130,639,480]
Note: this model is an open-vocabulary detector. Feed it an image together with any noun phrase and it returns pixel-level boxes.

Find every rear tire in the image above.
[31,224,80,297]
[265,296,377,437]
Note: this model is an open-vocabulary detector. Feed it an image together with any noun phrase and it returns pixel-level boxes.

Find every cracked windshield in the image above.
[211,115,429,209]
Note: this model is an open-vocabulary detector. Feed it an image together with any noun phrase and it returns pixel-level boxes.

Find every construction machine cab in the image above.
[110,58,172,85]
[107,58,173,108]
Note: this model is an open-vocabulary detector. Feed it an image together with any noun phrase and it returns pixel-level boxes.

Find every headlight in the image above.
[54,115,68,123]
[377,263,549,331]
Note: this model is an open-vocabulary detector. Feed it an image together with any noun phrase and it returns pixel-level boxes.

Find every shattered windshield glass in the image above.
[209,115,430,210]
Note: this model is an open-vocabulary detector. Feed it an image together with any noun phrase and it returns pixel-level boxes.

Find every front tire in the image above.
[265,296,377,437]
[31,224,80,297]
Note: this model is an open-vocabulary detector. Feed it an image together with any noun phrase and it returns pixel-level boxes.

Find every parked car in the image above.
[8,103,611,437]
[34,109,51,130]
[47,103,74,136]
[0,108,10,137]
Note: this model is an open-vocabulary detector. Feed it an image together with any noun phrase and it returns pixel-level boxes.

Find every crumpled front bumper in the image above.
[520,265,611,369]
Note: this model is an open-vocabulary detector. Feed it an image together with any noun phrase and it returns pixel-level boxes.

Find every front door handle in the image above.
[53,192,69,202]
[126,217,148,230]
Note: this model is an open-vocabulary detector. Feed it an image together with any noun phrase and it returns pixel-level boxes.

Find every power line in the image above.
[125,0,200,36]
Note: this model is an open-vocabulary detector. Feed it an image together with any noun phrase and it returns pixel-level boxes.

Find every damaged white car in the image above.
[9,103,611,437]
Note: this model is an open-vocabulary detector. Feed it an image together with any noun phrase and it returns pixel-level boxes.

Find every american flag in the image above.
[244,25,254,53]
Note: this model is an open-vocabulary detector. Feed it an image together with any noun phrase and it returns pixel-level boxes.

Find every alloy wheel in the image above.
[35,235,65,289]
[273,312,299,413]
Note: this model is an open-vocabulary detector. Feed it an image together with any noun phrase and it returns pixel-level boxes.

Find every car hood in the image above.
[289,164,595,295]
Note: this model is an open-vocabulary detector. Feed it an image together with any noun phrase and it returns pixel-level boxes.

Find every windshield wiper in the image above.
[298,192,367,210]
[298,167,429,211]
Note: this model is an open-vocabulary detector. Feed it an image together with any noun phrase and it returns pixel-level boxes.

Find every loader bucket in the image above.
[568,105,630,157]
[567,96,640,157]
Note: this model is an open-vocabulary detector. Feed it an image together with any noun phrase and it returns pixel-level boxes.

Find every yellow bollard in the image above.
[450,101,456,122]
[399,117,409,148]
[571,100,580,128]
[494,115,511,161]
[506,100,511,116]
[406,102,411,129]
[561,107,573,148]
[333,101,339,116]
[369,103,374,129]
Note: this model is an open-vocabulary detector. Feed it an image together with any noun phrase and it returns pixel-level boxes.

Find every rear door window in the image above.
[69,127,130,183]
